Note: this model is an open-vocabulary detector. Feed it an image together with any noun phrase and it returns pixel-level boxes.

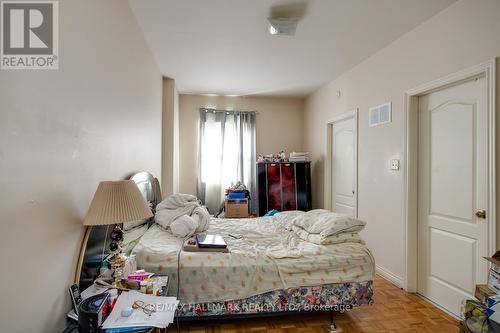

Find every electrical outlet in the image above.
[390,159,400,171]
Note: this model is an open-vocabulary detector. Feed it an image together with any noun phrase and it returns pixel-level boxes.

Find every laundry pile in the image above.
[155,193,210,237]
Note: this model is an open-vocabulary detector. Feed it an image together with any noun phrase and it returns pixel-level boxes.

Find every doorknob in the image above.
[475,210,487,219]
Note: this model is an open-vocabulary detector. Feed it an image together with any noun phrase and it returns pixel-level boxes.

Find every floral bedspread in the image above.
[133,218,375,304]
[176,280,373,317]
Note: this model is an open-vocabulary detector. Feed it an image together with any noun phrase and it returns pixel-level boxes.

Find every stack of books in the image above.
[289,152,309,162]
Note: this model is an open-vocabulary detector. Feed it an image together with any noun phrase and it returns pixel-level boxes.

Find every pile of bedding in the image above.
[154,194,210,237]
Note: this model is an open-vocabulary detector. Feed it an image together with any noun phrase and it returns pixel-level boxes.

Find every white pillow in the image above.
[122,224,149,254]
[123,219,148,231]
[292,225,364,245]
[293,209,366,238]
[273,210,305,230]
[123,223,149,244]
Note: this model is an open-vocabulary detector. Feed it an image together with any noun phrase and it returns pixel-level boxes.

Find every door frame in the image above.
[403,60,496,292]
[324,109,359,217]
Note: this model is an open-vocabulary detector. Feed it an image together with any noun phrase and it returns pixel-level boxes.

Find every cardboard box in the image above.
[486,251,500,274]
[485,251,500,294]
[225,198,249,218]
[488,269,500,294]
[476,284,497,304]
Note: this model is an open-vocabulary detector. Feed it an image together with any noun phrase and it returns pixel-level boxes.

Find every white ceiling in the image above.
[129,0,456,97]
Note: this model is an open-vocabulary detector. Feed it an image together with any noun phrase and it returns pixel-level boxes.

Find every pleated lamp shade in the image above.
[83,180,153,226]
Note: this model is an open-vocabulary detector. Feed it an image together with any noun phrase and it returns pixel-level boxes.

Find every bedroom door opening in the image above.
[325,110,358,217]
[404,60,495,318]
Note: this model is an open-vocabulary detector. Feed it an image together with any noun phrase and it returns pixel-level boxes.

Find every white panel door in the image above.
[418,76,489,316]
[331,117,356,217]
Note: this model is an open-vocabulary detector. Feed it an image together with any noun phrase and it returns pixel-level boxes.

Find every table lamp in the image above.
[83,180,153,286]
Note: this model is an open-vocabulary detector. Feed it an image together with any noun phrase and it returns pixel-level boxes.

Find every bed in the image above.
[130,214,374,318]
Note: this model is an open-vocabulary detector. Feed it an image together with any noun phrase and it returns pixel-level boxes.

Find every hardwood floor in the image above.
[177,276,460,333]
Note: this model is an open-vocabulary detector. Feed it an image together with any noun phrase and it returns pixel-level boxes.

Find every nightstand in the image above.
[66,276,171,333]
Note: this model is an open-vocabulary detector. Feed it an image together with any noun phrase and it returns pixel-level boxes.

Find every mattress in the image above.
[131,216,374,304]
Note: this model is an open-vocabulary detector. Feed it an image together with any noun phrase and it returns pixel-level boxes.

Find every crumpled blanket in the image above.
[155,193,210,237]
[170,215,198,237]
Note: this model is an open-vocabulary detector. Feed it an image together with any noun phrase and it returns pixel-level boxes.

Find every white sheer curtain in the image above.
[197,109,256,214]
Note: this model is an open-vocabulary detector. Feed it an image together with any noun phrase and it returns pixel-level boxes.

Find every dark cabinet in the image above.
[266,163,282,211]
[257,162,312,216]
[281,163,296,211]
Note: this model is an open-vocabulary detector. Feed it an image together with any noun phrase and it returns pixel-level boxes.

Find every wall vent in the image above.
[368,102,391,127]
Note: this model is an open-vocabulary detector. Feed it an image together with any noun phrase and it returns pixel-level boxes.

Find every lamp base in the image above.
[109,224,125,287]
[109,252,126,287]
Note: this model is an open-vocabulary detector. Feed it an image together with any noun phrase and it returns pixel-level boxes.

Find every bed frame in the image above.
[176,309,343,332]
[173,279,373,332]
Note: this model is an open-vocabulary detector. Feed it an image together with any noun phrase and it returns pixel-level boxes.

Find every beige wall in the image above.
[304,0,500,285]
[179,95,304,195]
[162,77,180,196]
[0,1,161,332]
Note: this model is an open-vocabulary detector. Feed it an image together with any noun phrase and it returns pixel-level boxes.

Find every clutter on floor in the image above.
[460,252,500,332]
[224,181,250,218]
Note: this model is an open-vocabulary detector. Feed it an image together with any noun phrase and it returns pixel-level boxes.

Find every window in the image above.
[197,109,256,214]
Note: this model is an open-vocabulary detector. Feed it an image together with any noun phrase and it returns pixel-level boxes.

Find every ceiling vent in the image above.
[267,18,298,36]
[369,102,392,127]
[267,2,306,36]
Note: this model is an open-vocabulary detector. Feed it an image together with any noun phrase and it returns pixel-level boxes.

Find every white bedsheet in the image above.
[131,216,374,304]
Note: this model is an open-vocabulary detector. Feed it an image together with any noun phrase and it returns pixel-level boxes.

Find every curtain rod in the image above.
[200,107,259,114]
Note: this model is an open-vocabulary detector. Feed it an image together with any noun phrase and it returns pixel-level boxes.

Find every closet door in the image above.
[266,163,282,211]
[281,163,297,211]
[257,163,268,216]
[296,162,311,211]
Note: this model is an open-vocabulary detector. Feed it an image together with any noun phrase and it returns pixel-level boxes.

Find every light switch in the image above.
[390,159,400,171]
